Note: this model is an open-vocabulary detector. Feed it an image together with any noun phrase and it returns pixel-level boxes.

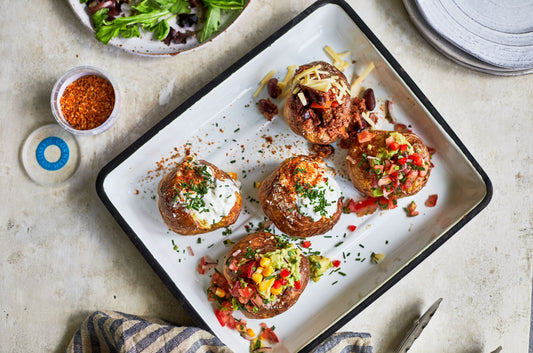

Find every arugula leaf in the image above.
[95,9,171,44]
[199,6,221,43]
[151,19,171,40]
[203,0,244,10]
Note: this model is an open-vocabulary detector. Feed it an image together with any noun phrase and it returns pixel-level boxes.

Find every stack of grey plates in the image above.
[403,0,533,76]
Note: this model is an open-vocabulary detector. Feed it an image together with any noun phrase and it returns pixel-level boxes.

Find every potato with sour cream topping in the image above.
[157,157,242,235]
[258,155,342,237]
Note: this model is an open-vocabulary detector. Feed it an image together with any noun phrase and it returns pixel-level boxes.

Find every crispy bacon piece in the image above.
[258,98,278,120]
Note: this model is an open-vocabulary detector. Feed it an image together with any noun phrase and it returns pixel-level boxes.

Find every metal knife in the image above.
[394,298,443,353]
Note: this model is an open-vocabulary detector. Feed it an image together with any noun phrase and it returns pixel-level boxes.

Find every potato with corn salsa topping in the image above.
[258,155,342,237]
[346,130,432,199]
[210,231,310,319]
[157,157,242,235]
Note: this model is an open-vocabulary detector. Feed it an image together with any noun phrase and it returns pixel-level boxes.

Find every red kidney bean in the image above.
[363,88,376,111]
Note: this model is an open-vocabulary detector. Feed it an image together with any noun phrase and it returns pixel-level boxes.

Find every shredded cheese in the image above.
[324,45,350,71]
[297,92,308,106]
[278,65,297,90]
[361,111,376,129]
[292,64,322,85]
[350,62,375,95]
[253,70,276,98]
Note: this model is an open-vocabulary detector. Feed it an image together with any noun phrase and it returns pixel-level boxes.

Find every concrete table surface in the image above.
[1,0,532,352]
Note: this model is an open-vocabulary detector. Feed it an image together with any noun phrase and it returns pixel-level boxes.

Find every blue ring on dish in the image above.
[35,136,70,171]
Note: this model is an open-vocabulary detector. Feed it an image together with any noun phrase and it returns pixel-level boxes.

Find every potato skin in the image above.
[346,130,432,199]
[158,159,242,235]
[222,232,310,319]
[283,61,352,145]
[259,155,342,238]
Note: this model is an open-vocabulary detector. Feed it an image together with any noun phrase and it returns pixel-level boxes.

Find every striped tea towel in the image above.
[65,311,372,353]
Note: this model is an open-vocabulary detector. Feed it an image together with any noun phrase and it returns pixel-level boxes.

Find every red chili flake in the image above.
[332,260,341,267]
[301,240,311,248]
[348,225,357,231]
[60,75,115,130]
[425,194,438,207]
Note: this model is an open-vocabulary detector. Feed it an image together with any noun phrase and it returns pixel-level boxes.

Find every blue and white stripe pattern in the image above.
[65,311,372,353]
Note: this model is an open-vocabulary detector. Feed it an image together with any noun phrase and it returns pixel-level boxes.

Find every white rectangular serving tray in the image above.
[96,1,492,351]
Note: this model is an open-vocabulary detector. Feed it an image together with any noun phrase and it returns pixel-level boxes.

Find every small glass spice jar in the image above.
[51,66,120,135]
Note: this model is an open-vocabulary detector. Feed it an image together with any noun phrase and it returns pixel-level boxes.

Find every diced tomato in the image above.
[357,130,376,143]
[280,278,288,286]
[260,323,280,343]
[409,153,423,166]
[425,194,438,207]
[280,269,290,278]
[395,123,412,133]
[331,101,339,108]
[301,240,311,248]
[398,157,407,165]
[214,301,234,328]
[378,196,397,210]
[400,144,408,152]
[406,201,419,217]
[273,280,282,289]
[348,225,357,231]
[332,260,341,267]
[294,280,302,290]
[197,257,206,275]
[389,141,399,151]
[347,197,379,217]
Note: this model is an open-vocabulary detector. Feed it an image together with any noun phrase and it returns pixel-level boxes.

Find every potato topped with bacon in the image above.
[259,155,342,237]
[158,157,242,235]
[283,61,352,145]
[346,130,432,199]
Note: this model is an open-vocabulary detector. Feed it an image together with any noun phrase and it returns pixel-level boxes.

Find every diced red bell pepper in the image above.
[310,100,332,109]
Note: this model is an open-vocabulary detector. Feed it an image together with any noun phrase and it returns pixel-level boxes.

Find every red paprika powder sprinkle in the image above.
[60,75,115,130]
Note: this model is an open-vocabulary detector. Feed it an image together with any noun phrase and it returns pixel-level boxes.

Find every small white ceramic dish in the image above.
[96,1,492,351]
[68,0,250,57]
[51,66,120,136]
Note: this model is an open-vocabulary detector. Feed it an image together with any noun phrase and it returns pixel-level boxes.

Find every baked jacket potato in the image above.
[283,61,352,145]
[346,130,432,199]
[259,155,342,237]
[158,157,242,235]
[221,231,310,319]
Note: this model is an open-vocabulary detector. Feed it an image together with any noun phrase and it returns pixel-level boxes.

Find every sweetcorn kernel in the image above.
[258,278,274,292]
[251,272,263,284]
[271,286,283,295]
[259,257,271,267]
[262,266,274,277]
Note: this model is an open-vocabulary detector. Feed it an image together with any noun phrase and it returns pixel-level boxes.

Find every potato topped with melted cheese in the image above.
[283,61,352,145]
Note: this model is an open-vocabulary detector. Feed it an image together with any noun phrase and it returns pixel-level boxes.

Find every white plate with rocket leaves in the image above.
[69,0,250,56]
